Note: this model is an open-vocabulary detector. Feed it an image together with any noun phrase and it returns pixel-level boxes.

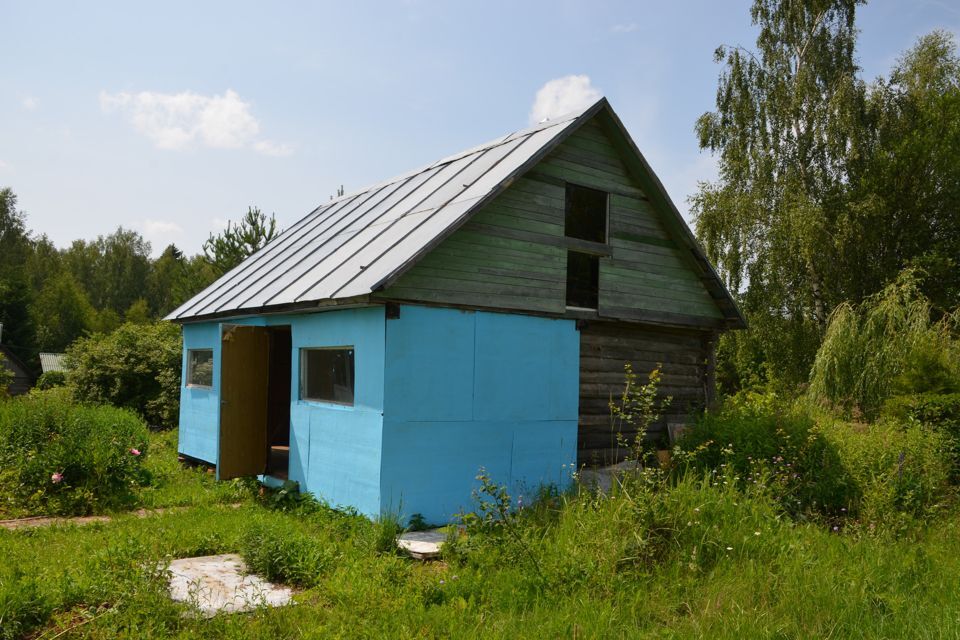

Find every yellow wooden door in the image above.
[218,325,270,480]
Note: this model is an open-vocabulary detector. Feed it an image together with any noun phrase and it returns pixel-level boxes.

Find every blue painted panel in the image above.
[384,306,475,422]
[474,312,580,421]
[289,307,386,516]
[177,322,220,464]
[379,305,580,525]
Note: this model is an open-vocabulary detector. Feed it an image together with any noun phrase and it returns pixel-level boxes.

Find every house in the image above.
[165,98,744,523]
[1,345,33,396]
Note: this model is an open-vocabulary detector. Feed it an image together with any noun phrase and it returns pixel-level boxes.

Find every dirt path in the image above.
[0,504,241,531]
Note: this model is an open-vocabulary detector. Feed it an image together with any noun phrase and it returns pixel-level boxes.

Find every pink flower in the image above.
[51,472,63,484]
[130,448,141,456]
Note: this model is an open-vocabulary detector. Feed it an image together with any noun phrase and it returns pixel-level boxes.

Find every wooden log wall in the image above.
[578,321,714,466]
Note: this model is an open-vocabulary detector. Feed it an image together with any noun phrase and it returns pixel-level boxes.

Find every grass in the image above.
[3,429,960,638]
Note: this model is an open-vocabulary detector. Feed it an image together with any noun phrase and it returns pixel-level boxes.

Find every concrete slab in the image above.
[397,529,446,560]
[167,553,293,617]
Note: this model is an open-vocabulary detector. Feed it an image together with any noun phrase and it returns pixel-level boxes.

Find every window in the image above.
[187,349,213,387]
[564,183,607,243]
[300,347,355,405]
[566,251,599,309]
[564,184,608,309]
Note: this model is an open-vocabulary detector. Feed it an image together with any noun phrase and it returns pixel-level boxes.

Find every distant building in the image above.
[1,345,33,396]
[39,352,68,374]
[166,98,745,523]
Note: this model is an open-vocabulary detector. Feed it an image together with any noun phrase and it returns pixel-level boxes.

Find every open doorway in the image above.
[217,324,292,481]
[265,326,292,479]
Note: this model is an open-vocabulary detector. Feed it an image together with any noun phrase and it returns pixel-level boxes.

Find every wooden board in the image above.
[577,321,713,467]
[218,325,270,480]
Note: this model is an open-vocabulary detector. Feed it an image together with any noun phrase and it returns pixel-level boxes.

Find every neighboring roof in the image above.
[39,352,67,373]
[167,98,744,328]
[0,345,30,375]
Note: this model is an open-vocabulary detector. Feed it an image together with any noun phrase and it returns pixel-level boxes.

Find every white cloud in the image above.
[0,159,8,170]
[529,75,602,125]
[21,96,38,111]
[143,219,184,236]
[253,140,294,157]
[100,89,291,156]
[611,23,638,33]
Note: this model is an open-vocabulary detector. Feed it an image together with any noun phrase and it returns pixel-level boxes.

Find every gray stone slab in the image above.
[397,529,446,560]
[167,553,293,617]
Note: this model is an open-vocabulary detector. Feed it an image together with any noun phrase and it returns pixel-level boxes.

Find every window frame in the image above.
[564,182,609,245]
[299,345,356,407]
[186,348,214,389]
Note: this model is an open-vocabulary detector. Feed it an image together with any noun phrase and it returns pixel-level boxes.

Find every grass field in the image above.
[3,428,960,639]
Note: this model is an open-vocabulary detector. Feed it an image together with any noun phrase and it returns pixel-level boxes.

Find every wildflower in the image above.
[51,472,63,484]
[130,448,141,456]
[726,546,733,551]
[439,579,445,585]
[452,575,459,581]
[754,531,761,536]
[833,526,839,532]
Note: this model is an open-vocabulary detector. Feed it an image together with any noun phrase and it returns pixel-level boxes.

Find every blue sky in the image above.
[2,1,957,256]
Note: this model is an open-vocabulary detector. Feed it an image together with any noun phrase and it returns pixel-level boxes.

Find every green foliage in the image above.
[66,321,183,428]
[676,391,854,517]
[240,517,339,587]
[884,392,960,478]
[0,364,12,397]
[808,271,960,417]
[203,206,279,276]
[608,364,670,460]
[35,369,66,390]
[31,271,95,352]
[0,391,150,515]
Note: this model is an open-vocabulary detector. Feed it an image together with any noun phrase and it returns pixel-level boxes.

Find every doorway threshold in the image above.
[257,474,292,490]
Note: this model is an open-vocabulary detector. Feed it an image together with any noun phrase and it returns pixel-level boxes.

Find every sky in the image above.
[2,1,958,257]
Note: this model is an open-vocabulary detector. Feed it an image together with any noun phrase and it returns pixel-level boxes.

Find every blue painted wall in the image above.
[177,304,579,523]
[380,306,580,524]
[177,307,385,516]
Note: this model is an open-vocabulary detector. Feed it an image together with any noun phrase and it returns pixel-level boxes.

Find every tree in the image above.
[692,3,960,391]
[0,188,37,369]
[203,207,279,276]
[31,272,95,352]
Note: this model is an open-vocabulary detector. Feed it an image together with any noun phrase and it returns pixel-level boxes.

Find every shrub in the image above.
[0,365,12,398]
[0,391,150,515]
[66,321,182,428]
[884,393,960,479]
[675,391,854,517]
[35,369,66,390]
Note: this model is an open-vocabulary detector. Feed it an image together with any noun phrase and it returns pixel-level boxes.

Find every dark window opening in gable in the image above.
[566,252,599,310]
[301,347,355,406]
[564,183,608,243]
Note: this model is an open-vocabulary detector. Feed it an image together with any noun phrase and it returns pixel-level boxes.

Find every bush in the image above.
[675,391,854,517]
[883,393,960,478]
[66,321,182,428]
[35,369,66,390]
[0,391,150,515]
[240,518,338,587]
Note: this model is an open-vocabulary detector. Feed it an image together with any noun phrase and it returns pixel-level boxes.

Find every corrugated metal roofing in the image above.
[39,352,67,373]
[166,103,595,322]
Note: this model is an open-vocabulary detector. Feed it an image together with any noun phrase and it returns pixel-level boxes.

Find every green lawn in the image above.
[3,429,960,639]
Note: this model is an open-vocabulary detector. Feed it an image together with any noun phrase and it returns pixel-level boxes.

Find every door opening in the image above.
[266,326,292,479]
[218,325,270,480]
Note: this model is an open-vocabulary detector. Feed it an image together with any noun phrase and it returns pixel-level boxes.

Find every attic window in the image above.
[564,184,607,243]
[186,349,213,387]
[301,347,355,406]
[564,184,608,310]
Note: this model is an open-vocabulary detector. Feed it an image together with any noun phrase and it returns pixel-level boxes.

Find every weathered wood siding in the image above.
[578,321,712,466]
[377,117,722,324]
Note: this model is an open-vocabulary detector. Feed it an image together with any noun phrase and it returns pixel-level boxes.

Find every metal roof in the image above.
[39,352,67,373]
[166,103,596,322]
[166,98,745,328]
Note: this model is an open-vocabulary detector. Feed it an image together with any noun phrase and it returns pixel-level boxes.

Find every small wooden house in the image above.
[0,345,33,396]
[166,98,744,523]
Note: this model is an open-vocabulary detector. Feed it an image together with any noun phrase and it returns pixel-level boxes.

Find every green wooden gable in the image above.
[376,105,739,330]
